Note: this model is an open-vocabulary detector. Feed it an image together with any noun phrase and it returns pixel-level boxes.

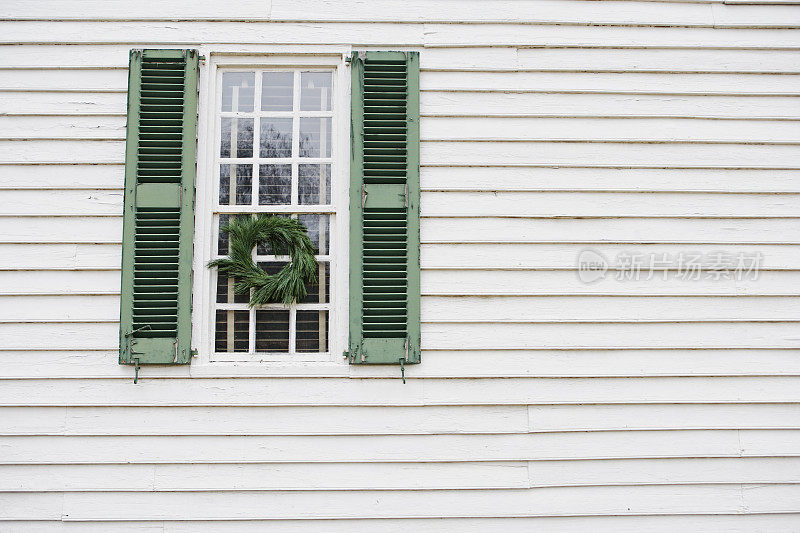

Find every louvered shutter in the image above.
[348,51,420,365]
[119,49,199,365]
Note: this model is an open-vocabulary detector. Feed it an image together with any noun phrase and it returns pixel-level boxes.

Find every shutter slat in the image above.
[119,49,198,366]
[349,51,420,365]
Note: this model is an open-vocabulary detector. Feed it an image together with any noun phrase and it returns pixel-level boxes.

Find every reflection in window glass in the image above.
[259,164,291,205]
[298,214,329,254]
[260,118,293,158]
[220,117,254,158]
[300,72,332,111]
[219,164,253,206]
[221,72,255,112]
[261,72,294,112]
[299,118,332,158]
[299,164,331,205]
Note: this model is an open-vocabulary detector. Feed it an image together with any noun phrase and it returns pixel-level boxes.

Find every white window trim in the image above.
[191,48,351,368]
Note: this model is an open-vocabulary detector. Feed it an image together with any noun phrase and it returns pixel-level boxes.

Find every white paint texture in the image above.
[1,0,800,530]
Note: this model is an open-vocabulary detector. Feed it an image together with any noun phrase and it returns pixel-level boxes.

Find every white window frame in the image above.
[192,49,351,367]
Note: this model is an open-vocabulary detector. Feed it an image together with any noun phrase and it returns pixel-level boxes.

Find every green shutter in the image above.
[348,51,420,365]
[119,49,199,366]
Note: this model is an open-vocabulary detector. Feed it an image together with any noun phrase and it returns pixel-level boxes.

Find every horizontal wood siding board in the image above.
[1,377,800,406]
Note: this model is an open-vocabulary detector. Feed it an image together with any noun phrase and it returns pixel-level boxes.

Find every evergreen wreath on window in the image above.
[209,215,318,306]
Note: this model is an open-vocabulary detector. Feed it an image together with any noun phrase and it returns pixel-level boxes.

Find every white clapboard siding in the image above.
[0,430,786,463]
[421,217,800,243]
[5,22,800,48]
[2,403,799,436]
[3,0,800,529]
[0,405,530,435]
[4,517,800,533]
[0,270,120,296]
[420,168,800,193]
[529,457,800,487]
[527,403,800,431]
[7,485,793,520]
[0,115,126,140]
[420,271,800,296]
[3,0,800,27]
[422,296,800,322]
[0,164,124,189]
[422,191,800,218]
[2,349,800,379]
[421,71,800,95]
[0,217,123,244]
[0,68,128,90]
[2,377,800,406]
[422,117,800,143]
[421,93,800,119]
[0,462,531,492]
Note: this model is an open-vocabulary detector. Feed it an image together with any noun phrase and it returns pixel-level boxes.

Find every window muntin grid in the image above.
[213,68,334,357]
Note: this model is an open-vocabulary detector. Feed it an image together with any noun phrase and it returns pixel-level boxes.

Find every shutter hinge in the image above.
[361,184,368,208]
[404,183,408,208]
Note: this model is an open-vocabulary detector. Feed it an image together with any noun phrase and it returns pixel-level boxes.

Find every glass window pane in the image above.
[219,164,256,206]
[217,214,230,255]
[300,261,330,304]
[298,164,331,205]
[216,272,250,304]
[221,117,254,158]
[261,72,294,112]
[258,164,291,205]
[234,164,252,205]
[260,118,293,158]
[215,310,249,352]
[300,72,332,111]
[255,310,290,352]
[299,118,331,158]
[219,165,230,205]
[298,214,330,255]
[296,310,329,353]
[221,72,255,112]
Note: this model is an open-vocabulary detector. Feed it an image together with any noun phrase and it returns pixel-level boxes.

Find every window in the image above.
[194,55,347,363]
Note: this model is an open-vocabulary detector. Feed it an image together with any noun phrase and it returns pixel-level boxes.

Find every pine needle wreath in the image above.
[208,215,318,307]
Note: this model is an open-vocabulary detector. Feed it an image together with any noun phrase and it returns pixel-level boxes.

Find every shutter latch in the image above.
[399,357,406,384]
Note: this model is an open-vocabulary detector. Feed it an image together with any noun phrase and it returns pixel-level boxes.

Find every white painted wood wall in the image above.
[1,0,800,530]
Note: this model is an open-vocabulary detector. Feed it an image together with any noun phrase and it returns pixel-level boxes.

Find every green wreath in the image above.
[208,215,318,306]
